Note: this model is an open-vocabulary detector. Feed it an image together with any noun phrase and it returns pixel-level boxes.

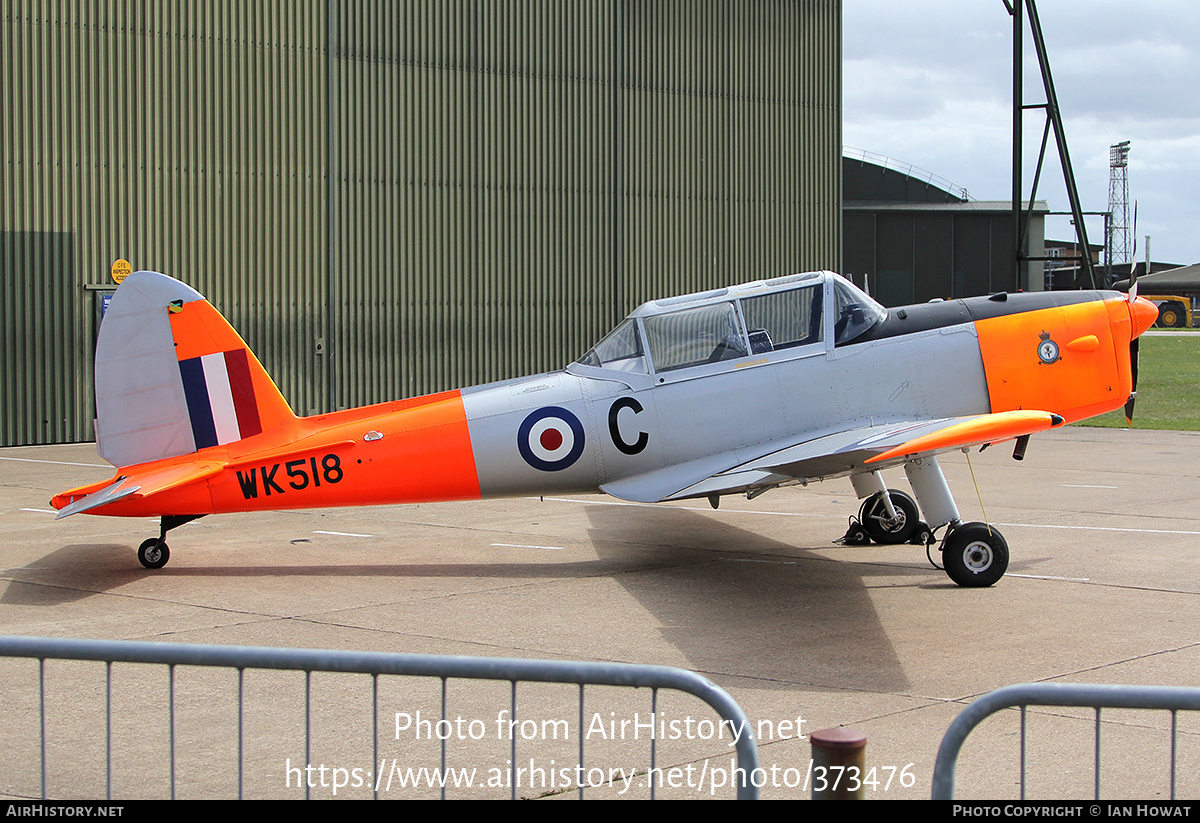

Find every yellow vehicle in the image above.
[1142,295,1193,328]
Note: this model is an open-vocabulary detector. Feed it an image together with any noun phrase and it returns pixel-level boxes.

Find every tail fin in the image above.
[95,271,294,468]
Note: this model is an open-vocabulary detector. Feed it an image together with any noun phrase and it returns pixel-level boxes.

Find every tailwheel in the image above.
[858,489,919,545]
[138,538,170,570]
[942,522,1008,587]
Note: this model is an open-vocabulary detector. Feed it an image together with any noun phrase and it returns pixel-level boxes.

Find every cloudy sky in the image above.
[842,0,1200,267]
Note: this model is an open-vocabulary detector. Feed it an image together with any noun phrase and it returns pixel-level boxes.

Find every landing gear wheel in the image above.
[138,538,170,570]
[859,490,919,544]
[942,523,1007,587]
[1158,302,1186,328]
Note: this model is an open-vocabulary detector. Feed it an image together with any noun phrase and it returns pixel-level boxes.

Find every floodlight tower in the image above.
[1107,141,1132,279]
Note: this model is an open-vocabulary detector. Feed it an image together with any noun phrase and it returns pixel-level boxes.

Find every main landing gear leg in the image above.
[904,456,1008,587]
[137,514,205,570]
[846,471,924,545]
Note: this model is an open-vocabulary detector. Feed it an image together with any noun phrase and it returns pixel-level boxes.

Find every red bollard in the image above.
[810,726,867,800]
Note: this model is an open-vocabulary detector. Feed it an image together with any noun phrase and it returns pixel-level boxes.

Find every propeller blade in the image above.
[1124,337,1139,425]
[1127,201,1139,303]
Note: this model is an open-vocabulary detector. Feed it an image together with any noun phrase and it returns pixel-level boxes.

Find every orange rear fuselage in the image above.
[53,391,484,517]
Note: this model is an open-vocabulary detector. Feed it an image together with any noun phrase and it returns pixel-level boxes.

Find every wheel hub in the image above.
[964,541,993,572]
[869,501,906,532]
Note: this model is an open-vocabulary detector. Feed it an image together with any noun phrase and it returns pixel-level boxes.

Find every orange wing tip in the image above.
[865,410,1063,465]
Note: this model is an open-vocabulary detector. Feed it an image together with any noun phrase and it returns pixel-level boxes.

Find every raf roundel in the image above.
[517,406,585,472]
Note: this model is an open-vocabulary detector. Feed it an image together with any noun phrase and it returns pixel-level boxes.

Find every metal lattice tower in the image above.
[1107,141,1132,270]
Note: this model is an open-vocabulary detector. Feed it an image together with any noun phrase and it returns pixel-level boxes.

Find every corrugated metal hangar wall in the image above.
[1,1,842,447]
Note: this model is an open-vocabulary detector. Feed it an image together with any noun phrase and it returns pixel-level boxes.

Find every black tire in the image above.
[858,489,919,545]
[138,538,170,570]
[942,523,1008,587]
[1158,302,1186,328]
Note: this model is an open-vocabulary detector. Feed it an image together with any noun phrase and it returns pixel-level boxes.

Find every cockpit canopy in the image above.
[831,274,887,344]
[573,271,885,376]
[574,317,647,372]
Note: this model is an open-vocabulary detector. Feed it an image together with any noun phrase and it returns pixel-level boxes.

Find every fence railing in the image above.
[843,146,972,201]
[932,682,1200,800]
[0,634,760,800]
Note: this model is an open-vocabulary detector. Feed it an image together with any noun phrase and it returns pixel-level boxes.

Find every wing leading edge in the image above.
[601,410,1064,504]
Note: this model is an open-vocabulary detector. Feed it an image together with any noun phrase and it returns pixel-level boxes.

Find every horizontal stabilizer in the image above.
[54,477,140,519]
[53,461,223,518]
[247,438,356,465]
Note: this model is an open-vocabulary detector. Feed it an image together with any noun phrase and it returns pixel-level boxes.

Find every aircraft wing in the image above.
[601,410,1062,504]
[53,461,224,519]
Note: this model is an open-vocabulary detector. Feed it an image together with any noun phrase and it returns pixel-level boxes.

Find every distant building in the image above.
[843,151,1047,306]
[1043,239,1104,291]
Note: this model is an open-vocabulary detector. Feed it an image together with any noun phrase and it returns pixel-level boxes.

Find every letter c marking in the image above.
[609,397,648,455]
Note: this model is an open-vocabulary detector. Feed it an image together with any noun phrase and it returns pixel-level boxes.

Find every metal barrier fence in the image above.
[0,635,760,800]
[932,682,1200,800]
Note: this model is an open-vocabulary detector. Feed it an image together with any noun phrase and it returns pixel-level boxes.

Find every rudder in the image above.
[95,271,293,468]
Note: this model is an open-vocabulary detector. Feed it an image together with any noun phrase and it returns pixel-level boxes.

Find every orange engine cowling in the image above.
[975,297,1129,425]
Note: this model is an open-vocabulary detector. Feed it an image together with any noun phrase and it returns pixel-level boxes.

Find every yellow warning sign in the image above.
[111,258,132,284]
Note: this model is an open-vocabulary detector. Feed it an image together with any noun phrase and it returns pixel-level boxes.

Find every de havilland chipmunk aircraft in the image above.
[52,269,1158,586]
